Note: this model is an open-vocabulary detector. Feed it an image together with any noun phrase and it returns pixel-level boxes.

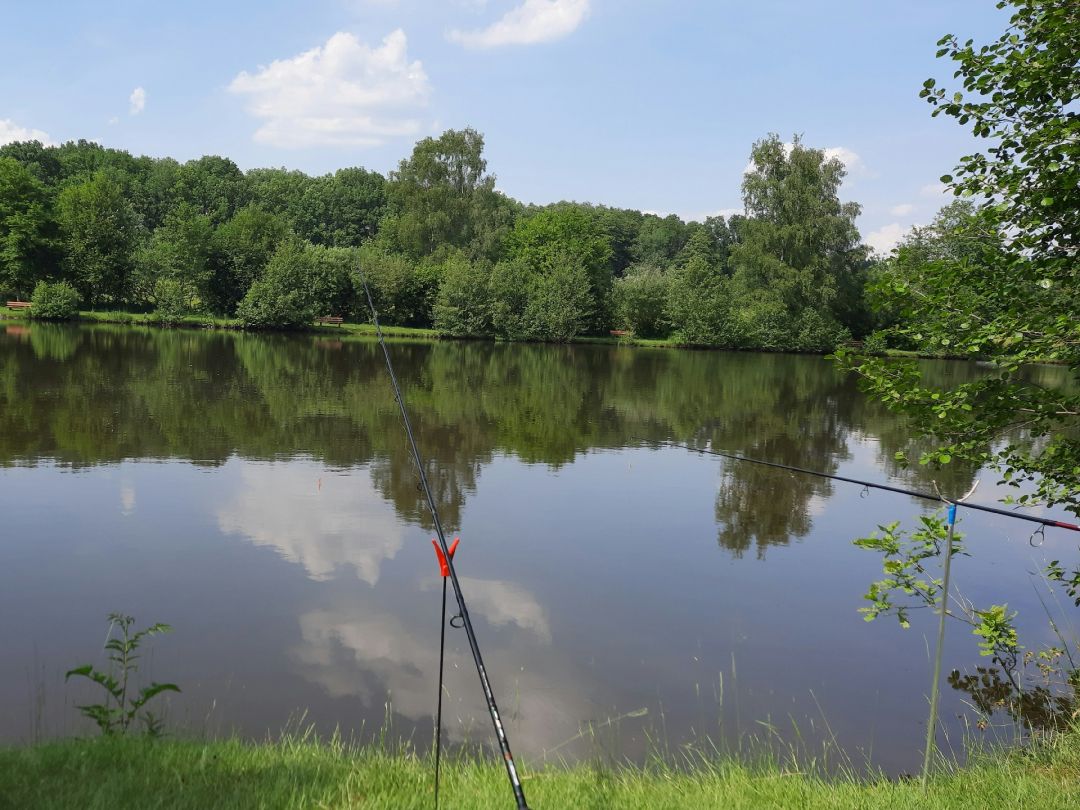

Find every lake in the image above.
[0,322,1073,773]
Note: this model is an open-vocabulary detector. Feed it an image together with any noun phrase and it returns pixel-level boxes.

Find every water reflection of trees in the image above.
[0,325,1023,554]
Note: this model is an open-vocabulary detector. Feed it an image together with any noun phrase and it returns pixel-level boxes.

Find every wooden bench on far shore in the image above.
[5,301,31,310]
[315,315,344,326]
[609,329,630,337]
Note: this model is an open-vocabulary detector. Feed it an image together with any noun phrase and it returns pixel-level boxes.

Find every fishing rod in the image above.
[661,440,1080,533]
[358,270,531,810]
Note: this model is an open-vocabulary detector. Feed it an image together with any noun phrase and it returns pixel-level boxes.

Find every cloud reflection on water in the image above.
[217,461,404,585]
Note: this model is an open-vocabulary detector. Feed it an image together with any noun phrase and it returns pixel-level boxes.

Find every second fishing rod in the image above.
[358,269,530,810]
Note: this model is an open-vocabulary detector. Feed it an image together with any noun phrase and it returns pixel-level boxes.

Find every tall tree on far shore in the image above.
[729,134,867,349]
[0,157,58,298]
[56,170,140,306]
[386,128,510,259]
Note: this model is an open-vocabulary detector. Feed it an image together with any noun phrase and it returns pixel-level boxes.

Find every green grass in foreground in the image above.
[1,733,1079,810]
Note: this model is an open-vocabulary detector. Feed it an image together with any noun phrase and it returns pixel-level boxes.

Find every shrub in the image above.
[433,254,493,337]
[29,281,80,320]
[153,278,194,325]
[236,240,313,329]
[613,265,669,337]
[861,330,889,356]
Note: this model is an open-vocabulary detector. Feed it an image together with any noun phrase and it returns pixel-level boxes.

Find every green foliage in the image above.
[488,258,531,340]
[487,251,593,342]
[860,330,889,356]
[294,168,385,248]
[520,252,592,342]
[173,155,250,225]
[387,128,509,259]
[65,613,179,736]
[728,134,864,350]
[0,157,58,298]
[211,204,289,314]
[237,240,357,328]
[356,244,433,327]
[56,170,141,306]
[236,240,315,329]
[839,0,1080,522]
[506,204,614,334]
[152,278,193,325]
[612,264,668,338]
[29,280,80,320]
[666,255,736,346]
[133,204,214,313]
[0,127,881,349]
[432,253,493,337]
[634,213,691,266]
[853,513,964,629]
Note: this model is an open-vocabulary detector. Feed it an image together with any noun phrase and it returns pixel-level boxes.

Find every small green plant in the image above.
[855,514,1079,732]
[29,281,81,320]
[66,613,180,736]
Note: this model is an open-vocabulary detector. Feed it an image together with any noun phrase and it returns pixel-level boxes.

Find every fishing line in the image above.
[358,270,531,810]
[660,440,1080,533]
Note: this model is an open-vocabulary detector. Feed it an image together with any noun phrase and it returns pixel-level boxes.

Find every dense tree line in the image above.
[1,129,878,349]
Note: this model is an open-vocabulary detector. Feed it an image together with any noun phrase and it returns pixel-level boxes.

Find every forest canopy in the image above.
[2,129,890,348]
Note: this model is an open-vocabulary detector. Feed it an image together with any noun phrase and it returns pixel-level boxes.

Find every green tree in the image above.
[432,253,493,337]
[236,239,315,329]
[612,264,668,338]
[633,214,690,266]
[295,168,386,247]
[355,244,434,326]
[506,203,614,334]
[387,128,510,259]
[246,167,314,221]
[173,155,250,225]
[56,170,141,306]
[211,205,289,313]
[838,0,1080,517]
[836,0,1080,731]
[665,253,735,345]
[0,140,62,184]
[133,205,214,313]
[728,134,865,350]
[0,157,57,298]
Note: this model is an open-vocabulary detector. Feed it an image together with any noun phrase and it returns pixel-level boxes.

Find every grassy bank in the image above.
[2,733,1079,809]
[2,306,1056,359]
[1,306,681,349]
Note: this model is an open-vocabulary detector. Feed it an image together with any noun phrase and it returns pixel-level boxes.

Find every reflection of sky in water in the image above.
[1,329,1077,774]
[2,448,1075,772]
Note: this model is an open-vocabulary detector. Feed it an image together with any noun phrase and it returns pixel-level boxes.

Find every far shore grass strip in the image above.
[1,306,1065,362]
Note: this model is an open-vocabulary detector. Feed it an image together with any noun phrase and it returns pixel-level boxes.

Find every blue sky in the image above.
[0,1,1010,251]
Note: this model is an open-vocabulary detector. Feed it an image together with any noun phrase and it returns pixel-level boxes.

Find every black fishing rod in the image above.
[358,270,531,810]
[661,440,1080,533]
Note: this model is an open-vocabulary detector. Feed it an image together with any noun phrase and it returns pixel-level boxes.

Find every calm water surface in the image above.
[0,323,1074,772]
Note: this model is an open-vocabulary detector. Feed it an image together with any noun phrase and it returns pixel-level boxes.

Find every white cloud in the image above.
[920,182,948,198]
[822,146,867,176]
[890,203,915,217]
[129,86,146,115]
[865,222,915,255]
[449,0,590,48]
[229,29,430,148]
[0,119,54,146]
[423,576,552,642]
[217,461,405,584]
